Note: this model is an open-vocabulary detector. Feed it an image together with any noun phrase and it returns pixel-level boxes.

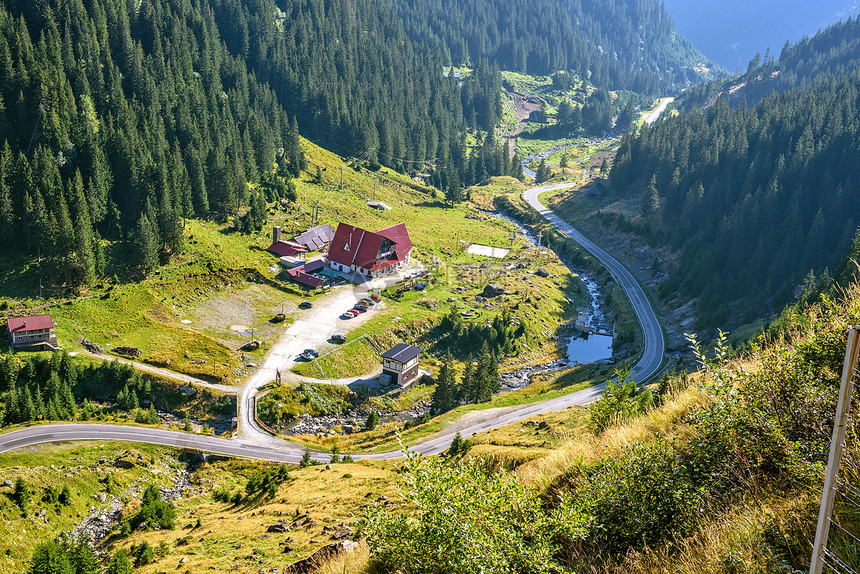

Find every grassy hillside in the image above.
[357,285,860,572]
[1,138,586,386]
[0,440,398,574]
[11,284,859,573]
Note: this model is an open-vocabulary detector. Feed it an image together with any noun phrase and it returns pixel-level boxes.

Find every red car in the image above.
[370,295,381,302]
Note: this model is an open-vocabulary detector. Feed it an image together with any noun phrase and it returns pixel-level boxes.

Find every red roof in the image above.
[376,223,413,265]
[286,268,326,288]
[268,241,307,257]
[8,314,54,333]
[327,222,412,271]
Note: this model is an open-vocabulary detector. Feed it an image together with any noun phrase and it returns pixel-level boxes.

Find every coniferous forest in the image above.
[611,31,860,326]
[388,0,714,91]
[0,0,515,288]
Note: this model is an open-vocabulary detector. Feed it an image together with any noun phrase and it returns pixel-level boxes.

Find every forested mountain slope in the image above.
[678,14,860,109]
[611,58,860,327]
[388,0,714,93]
[0,0,508,289]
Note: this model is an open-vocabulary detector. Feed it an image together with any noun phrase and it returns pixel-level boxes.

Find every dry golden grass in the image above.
[118,459,402,574]
[583,492,818,574]
[315,541,375,574]
[517,386,709,489]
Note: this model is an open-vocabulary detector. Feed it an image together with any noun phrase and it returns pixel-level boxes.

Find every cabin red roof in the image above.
[327,223,412,270]
[286,268,326,288]
[267,241,307,257]
[7,314,54,333]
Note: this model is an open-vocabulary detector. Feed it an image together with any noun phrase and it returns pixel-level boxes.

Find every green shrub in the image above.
[364,451,576,574]
[13,477,29,515]
[130,541,154,567]
[212,487,232,503]
[588,367,647,434]
[128,485,175,531]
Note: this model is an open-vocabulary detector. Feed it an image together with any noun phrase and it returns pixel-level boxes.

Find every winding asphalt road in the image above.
[523,183,665,385]
[0,186,664,461]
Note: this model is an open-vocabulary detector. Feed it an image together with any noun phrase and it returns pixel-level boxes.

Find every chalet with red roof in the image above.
[6,314,59,350]
[326,222,413,278]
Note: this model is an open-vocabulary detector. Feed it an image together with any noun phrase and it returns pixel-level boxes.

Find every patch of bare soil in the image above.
[186,283,293,349]
[503,91,544,156]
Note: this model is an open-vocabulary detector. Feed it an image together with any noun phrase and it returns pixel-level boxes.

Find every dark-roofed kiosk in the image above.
[380,343,422,390]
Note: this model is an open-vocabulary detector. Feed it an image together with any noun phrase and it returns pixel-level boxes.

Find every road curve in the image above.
[523,183,665,385]
[0,187,664,461]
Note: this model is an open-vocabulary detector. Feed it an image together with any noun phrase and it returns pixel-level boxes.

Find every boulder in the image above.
[535,268,549,278]
[267,522,289,533]
[330,528,351,540]
[481,283,507,298]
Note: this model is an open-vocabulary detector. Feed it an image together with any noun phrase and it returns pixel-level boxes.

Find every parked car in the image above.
[299,301,313,309]
[358,298,374,306]
[369,295,381,302]
[354,304,368,312]
[351,307,366,314]
[299,351,315,360]
[340,312,354,320]
[331,334,347,343]
[303,349,319,357]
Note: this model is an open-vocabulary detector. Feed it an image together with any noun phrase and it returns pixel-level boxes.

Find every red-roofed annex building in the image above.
[6,314,59,350]
[326,222,413,278]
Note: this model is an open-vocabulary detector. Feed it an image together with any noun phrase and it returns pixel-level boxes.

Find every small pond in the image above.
[567,333,613,364]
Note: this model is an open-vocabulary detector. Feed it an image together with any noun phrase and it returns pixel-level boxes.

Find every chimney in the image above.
[273,226,282,244]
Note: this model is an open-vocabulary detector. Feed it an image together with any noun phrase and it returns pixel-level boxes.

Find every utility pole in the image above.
[536,230,543,247]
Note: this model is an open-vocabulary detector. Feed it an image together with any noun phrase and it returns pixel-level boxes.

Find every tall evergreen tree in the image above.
[135,214,158,275]
[431,351,458,415]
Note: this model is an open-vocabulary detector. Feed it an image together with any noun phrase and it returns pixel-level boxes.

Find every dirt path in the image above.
[77,349,238,394]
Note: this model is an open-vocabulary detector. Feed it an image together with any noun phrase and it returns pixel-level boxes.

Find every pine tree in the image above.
[536,158,552,183]
[445,169,463,205]
[0,174,13,245]
[27,541,73,574]
[135,213,158,274]
[0,353,16,392]
[642,175,660,218]
[60,379,76,419]
[68,540,100,574]
[105,549,133,574]
[560,151,569,174]
[431,351,458,415]
[475,342,499,402]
